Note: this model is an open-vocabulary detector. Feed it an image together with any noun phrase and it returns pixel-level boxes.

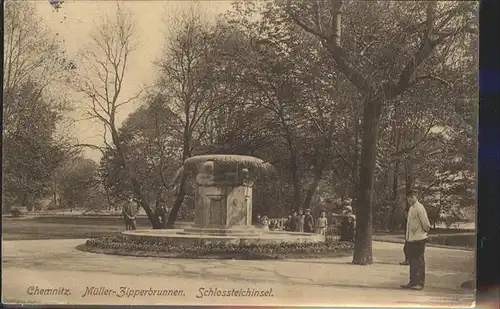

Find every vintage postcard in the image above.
[2,0,477,307]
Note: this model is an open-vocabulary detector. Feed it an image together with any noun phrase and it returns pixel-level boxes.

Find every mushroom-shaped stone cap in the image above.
[184,155,274,174]
[184,155,264,167]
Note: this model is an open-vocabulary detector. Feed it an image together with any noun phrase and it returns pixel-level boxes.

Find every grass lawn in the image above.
[3,215,475,250]
[2,216,190,240]
[3,216,354,260]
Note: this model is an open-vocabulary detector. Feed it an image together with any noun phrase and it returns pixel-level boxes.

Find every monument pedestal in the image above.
[182,184,262,236]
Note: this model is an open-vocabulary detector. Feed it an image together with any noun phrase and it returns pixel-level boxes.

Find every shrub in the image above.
[84,234,353,259]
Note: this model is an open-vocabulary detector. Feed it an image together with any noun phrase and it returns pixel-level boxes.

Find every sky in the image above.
[32,0,235,162]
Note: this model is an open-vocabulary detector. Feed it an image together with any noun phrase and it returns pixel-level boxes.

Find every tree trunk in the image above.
[127,174,162,229]
[392,160,401,201]
[53,177,58,209]
[22,192,28,209]
[389,119,402,231]
[130,181,161,228]
[352,97,383,265]
[301,155,329,210]
[111,130,161,229]
[404,156,415,211]
[166,137,191,229]
[283,130,301,211]
[351,108,361,199]
[166,172,188,229]
[388,158,401,231]
[405,157,414,196]
[290,150,301,211]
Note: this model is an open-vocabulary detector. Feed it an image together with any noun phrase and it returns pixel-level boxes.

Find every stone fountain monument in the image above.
[182,156,261,236]
[123,155,324,245]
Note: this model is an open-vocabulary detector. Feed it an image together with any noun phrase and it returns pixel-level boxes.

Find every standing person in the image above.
[340,215,356,241]
[298,209,305,232]
[122,197,137,231]
[401,190,431,290]
[285,214,293,231]
[341,198,354,216]
[292,211,301,232]
[255,214,263,228]
[340,201,356,242]
[261,215,270,230]
[316,211,328,236]
[155,204,167,228]
[303,209,314,233]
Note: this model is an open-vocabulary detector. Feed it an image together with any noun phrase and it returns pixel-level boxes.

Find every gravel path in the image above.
[2,239,474,307]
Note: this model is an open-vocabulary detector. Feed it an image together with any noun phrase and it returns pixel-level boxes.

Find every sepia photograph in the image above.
[2,0,477,307]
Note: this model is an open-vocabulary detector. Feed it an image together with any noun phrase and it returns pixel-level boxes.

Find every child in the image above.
[286,214,294,231]
[316,211,328,236]
[255,214,262,227]
[261,216,270,231]
[269,219,277,230]
[292,211,301,232]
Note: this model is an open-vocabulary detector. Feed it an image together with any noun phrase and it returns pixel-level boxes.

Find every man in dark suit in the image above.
[292,210,301,232]
[122,197,137,230]
[303,209,315,233]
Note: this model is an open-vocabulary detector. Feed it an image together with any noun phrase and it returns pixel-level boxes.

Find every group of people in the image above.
[121,196,168,230]
[254,199,357,242]
[284,209,329,235]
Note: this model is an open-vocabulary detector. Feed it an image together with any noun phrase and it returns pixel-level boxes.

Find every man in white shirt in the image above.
[401,190,431,290]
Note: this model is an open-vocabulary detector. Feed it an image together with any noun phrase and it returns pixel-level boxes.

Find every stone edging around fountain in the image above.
[77,241,353,260]
[78,232,354,260]
[122,229,325,246]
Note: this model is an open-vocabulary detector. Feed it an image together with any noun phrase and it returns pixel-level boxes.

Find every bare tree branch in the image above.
[77,3,161,228]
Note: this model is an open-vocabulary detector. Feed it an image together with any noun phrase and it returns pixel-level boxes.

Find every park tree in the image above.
[3,0,74,95]
[272,0,478,264]
[199,9,360,214]
[3,81,71,210]
[155,7,243,227]
[99,96,183,214]
[55,157,101,211]
[218,0,477,264]
[3,0,76,211]
[76,3,162,228]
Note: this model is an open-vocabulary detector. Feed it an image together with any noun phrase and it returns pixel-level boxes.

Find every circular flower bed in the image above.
[79,234,354,260]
